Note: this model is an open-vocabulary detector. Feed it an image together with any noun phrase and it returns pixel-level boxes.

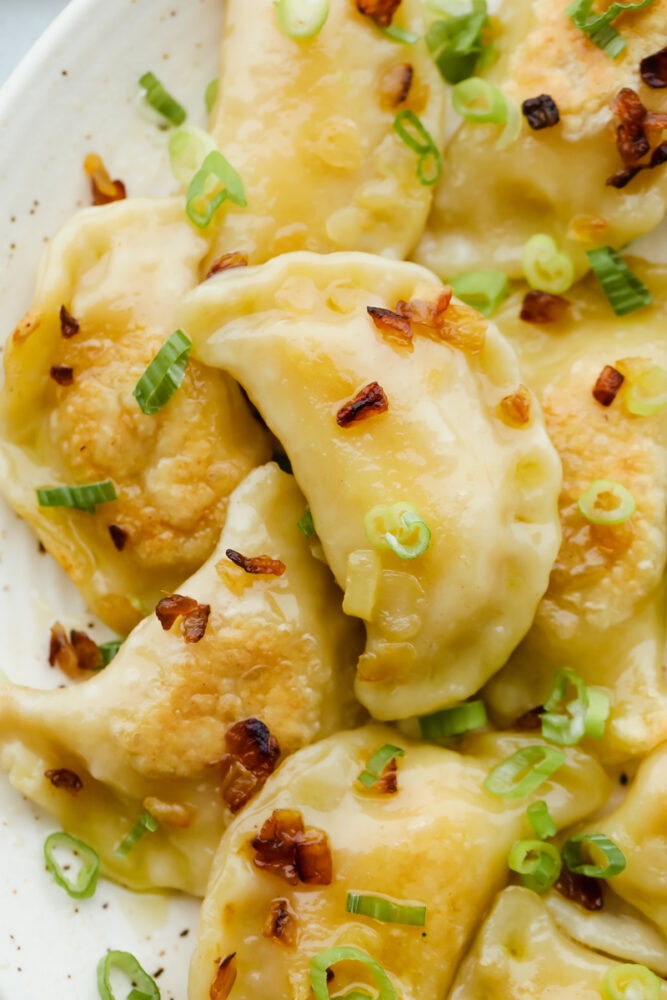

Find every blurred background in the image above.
[1,0,69,84]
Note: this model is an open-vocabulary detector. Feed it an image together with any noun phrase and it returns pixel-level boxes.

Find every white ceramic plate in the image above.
[0,1,224,996]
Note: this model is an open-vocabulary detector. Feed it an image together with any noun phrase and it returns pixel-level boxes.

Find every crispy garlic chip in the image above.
[416,0,667,282]
[450,886,667,998]
[179,251,561,720]
[0,464,363,895]
[188,726,609,1000]
[0,198,269,634]
[486,265,667,760]
[206,0,445,263]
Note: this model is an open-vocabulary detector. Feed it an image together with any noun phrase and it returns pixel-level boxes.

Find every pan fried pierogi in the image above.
[180,251,561,720]
[5,0,667,995]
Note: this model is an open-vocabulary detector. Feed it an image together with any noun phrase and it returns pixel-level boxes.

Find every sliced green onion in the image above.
[275,0,330,38]
[577,479,636,526]
[44,832,100,899]
[99,639,123,668]
[452,76,507,123]
[562,833,626,878]
[496,95,522,150]
[522,234,574,294]
[133,330,192,416]
[541,668,611,744]
[381,24,420,44]
[298,508,315,538]
[364,502,431,560]
[37,480,117,514]
[393,109,443,186]
[310,947,398,1000]
[626,366,667,416]
[115,811,158,858]
[484,745,566,799]
[97,952,160,1000]
[566,0,656,59]
[603,964,661,1000]
[419,700,487,739]
[587,247,652,316]
[169,126,217,186]
[527,801,557,840]
[541,668,588,747]
[139,72,186,126]
[508,838,562,892]
[186,150,247,229]
[346,892,426,926]
[205,78,219,114]
[584,688,611,739]
[426,0,491,85]
[357,744,405,787]
[450,270,509,317]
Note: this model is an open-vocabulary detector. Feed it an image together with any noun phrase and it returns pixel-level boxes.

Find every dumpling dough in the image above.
[485,264,667,760]
[449,886,667,999]
[0,198,269,634]
[206,0,445,263]
[0,463,362,895]
[416,0,667,281]
[188,726,609,1000]
[179,251,562,720]
[589,740,667,937]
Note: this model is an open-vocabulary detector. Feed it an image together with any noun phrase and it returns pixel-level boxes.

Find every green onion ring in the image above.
[205,78,219,115]
[186,150,247,229]
[452,77,507,123]
[98,639,123,668]
[297,508,315,538]
[583,688,611,740]
[115,811,158,858]
[602,963,661,1000]
[346,892,426,926]
[450,270,509,317]
[364,502,431,560]
[381,24,420,44]
[419,700,487,739]
[526,800,557,840]
[577,479,636,526]
[275,0,330,39]
[625,366,667,416]
[586,246,652,316]
[541,668,588,747]
[566,0,656,59]
[37,480,117,514]
[484,745,566,799]
[169,127,217,187]
[310,947,398,1000]
[562,833,626,879]
[44,832,100,899]
[133,329,192,416]
[139,71,186,126]
[508,838,562,892]
[522,234,575,295]
[357,744,405,787]
[97,951,160,1000]
[393,110,443,186]
[496,94,522,149]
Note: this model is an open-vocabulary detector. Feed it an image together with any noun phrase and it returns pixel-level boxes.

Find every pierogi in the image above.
[449,886,667,999]
[416,0,667,282]
[485,263,667,760]
[206,0,445,264]
[0,198,269,634]
[0,464,362,894]
[188,726,608,1000]
[179,250,562,720]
